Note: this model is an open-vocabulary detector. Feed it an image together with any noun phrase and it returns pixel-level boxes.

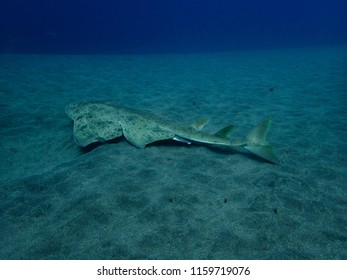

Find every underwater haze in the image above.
[0,1,347,260]
[1,0,347,54]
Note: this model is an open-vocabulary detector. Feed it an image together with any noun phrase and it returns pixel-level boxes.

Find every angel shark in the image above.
[65,101,279,163]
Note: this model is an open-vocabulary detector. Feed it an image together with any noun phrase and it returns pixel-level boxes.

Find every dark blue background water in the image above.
[1,0,346,54]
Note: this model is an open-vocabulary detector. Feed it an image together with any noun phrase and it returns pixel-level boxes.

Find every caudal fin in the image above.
[244,116,279,164]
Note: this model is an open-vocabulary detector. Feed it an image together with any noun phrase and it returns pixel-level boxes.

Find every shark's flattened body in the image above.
[65,101,279,163]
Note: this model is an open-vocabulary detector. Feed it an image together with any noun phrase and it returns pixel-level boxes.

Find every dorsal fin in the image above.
[191,117,209,131]
[214,124,235,138]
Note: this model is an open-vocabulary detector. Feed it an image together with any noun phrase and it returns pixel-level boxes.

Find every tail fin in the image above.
[244,116,279,164]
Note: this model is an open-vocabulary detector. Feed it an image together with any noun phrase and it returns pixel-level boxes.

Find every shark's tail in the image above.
[243,116,279,164]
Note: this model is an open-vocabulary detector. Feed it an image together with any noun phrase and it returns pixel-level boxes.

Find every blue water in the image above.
[1,0,347,54]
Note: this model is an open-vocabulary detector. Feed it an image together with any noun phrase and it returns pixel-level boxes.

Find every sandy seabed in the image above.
[0,46,346,259]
